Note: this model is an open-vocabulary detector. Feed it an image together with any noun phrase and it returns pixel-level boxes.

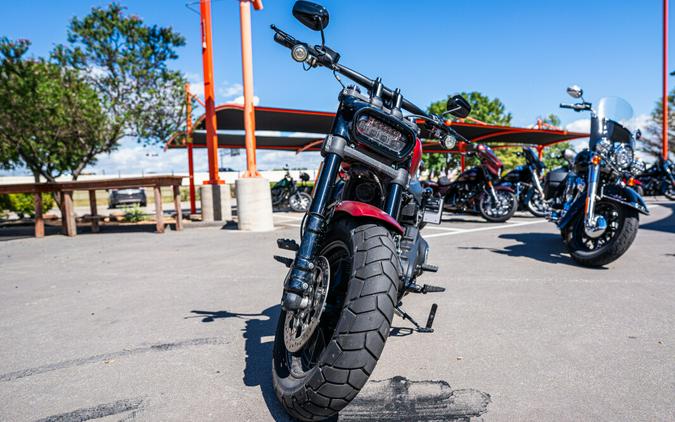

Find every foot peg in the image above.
[406,282,446,294]
[273,255,293,268]
[277,238,299,251]
[421,284,445,294]
[421,263,438,273]
[395,302,439,333]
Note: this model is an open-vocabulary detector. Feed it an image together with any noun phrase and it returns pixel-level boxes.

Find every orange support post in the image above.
[537,145,544,161]
[185,84,197,215]
[663,0,669,160]
[240,0,263,177]
[199,0,222,185]
[460,142,466,172]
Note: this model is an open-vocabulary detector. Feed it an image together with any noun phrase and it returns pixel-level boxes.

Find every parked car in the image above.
[108,188,147,208]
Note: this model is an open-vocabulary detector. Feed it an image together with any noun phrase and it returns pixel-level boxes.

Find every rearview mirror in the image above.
[566,85,583,99]
[446,95,471,118]
[292,1,329,31]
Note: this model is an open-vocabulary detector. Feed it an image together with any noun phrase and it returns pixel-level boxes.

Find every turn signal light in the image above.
[627,177,636,186]
[591,155,602,165]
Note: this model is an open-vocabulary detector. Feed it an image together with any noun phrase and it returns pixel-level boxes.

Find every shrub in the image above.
[0,193,55,218]
[123,207,145,223]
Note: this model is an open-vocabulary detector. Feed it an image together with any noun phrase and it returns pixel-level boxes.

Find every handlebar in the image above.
[272,25,428,117]
[560,102,592,112]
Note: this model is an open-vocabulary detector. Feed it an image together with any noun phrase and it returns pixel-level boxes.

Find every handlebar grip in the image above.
[273,32,295,49]
[559,103,573,109]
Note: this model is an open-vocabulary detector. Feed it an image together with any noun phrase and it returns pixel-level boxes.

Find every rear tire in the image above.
[479,190,517,222]
[272,220,401,421]
[563,200,639,267]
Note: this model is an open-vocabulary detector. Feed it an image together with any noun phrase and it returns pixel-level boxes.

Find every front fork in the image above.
[486,180,499,202]
[282,152,341,310]
[583,155,606,237]
[282,139,406,311]
[531,169,545,197]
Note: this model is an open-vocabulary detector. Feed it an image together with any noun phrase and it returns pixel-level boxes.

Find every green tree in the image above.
[51,3,188,177]
[642,91,675,159]
[0,38,107,182]
[423,92,512,177]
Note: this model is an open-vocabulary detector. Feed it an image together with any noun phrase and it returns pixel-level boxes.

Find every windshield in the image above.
[596,97,633,123]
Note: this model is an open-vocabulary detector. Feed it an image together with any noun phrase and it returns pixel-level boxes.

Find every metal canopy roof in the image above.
[167,104,588,152]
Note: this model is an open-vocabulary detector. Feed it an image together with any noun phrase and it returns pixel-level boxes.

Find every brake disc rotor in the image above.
[284,256,330,353]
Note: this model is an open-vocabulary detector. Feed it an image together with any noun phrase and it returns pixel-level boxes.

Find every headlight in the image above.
[440,132,457,150]
[609,143,632,170]
[352,108,415,159]
[596,138,612,155]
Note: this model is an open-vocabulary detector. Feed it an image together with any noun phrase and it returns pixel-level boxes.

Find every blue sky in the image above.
[1,0,671,174]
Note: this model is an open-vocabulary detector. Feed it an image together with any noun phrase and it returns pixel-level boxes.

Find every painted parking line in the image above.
[423,226,464,231]
[425,220,546,238]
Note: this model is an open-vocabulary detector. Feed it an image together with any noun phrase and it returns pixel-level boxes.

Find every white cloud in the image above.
[89,139,196,175]
[622,113,650,133]
[219,83,243,98]
[565,118,590,133]
[230,95,260,106]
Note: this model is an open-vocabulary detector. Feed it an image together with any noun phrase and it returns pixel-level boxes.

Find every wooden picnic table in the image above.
[0,176,184,238]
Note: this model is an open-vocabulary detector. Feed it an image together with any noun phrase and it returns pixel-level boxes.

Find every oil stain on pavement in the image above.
[338,376,490,422]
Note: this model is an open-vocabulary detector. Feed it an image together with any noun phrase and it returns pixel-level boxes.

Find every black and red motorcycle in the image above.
[270,2,471,420]
[498,147,548,217]
[424,143,517,222]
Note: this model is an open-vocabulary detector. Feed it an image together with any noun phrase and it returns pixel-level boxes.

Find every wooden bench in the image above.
[0,176,184,238]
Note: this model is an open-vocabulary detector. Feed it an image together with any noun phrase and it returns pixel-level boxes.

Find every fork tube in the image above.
[285,153,341,306]
[584,158,600,228]
[384,182,403,219]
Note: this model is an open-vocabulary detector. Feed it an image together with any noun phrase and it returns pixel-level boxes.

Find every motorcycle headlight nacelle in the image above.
[609,143,633,170]
[352,108,415,160]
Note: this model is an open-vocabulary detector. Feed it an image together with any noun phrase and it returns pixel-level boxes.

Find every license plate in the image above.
[422,197,443,225]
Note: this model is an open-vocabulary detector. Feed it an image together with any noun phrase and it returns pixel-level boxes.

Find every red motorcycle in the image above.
[424,143,517,222]
[270,2,471,420]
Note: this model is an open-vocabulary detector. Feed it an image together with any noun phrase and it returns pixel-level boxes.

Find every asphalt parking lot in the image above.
[1,200,673,421]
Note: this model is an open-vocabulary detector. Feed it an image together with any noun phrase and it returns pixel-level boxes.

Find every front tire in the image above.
[272,220,400,421]
[563,200,639,267]
[479,190,517,222]
[525,189,548,218]
[289,192,312,212]
[664,183,675,200]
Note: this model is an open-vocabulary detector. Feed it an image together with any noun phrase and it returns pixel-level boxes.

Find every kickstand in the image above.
[394,302,437,333]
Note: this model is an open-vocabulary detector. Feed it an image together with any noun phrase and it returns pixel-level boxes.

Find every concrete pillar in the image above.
[235,177,274,231]
[200,184,232,223]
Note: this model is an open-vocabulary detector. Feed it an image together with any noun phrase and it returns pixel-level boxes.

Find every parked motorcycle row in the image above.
[267,2,673,420]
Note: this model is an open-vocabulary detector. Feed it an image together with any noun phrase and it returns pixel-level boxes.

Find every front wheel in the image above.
[272,220,401,421]
[562,200,639,267]
[525,189,548,218]
[664,182,675,200]
[479,189,517,222]
[289,192,312,212]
